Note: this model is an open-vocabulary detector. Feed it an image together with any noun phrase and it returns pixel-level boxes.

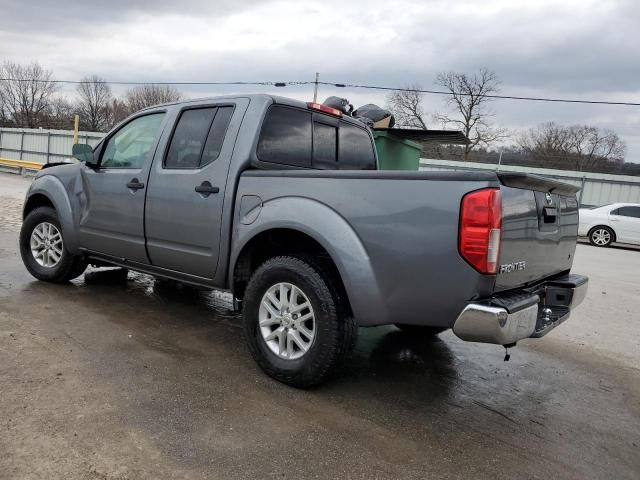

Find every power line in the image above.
[1,77,639,106]
[315,81,640,107]
[0,78,283,87]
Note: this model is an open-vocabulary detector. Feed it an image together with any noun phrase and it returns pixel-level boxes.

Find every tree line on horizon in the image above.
[0,60,636,175]
[0,61,182,132]
[386,69,635,175]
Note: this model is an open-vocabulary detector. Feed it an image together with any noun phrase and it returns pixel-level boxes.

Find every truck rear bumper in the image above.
[453,274,588,345]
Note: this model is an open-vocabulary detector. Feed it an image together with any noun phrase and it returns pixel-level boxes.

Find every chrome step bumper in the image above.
[453,274,588,345]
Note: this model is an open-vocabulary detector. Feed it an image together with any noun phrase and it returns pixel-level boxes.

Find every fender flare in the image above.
[25,176,81,254]
[230,196,388,325]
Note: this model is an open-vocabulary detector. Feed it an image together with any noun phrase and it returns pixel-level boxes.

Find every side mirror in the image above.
[72,143,96,166]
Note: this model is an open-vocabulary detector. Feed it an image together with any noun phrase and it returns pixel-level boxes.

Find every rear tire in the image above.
[243,256,356,388]
[395,324,448,336]
[588,226,614,247]
[20,207,87,283]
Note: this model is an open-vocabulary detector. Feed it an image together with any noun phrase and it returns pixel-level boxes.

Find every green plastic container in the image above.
[372,131,422,171]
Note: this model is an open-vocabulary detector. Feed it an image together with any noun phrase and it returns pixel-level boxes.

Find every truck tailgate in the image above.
[495,173,580,292]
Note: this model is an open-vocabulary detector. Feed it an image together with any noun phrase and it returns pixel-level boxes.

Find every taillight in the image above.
[459,188,502,274]
[307,102,343,117]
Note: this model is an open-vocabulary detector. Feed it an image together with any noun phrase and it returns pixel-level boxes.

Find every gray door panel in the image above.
[79,168,148,262]
[78,112,168,263]
[145,100,247,279]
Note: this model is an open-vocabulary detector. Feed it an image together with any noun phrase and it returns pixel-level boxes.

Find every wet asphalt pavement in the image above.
[0,173,638,479]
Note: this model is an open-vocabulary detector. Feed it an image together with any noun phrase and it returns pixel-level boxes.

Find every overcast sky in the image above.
[1,0,639,160]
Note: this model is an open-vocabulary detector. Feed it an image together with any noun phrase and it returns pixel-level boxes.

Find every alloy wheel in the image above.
[258,282,316,360]
[592,228,611,246]
[30,222,63,268]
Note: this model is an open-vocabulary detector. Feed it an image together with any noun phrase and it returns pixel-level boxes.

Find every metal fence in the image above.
[0,127,105,165]
[1,126,638,208]
[420,158,640,207]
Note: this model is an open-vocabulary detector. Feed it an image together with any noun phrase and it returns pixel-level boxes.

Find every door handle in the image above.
[126,178,145,190]
[195,181,219,197]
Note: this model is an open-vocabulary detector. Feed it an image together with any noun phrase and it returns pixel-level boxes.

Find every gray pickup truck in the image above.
[20,94,588,387]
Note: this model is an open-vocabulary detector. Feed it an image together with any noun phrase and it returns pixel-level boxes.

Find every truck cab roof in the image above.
[140,93,368,128]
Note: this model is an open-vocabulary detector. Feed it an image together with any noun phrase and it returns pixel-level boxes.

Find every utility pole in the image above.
[72,115,80,145]
[497,150,503,171]
[313,72,319,103]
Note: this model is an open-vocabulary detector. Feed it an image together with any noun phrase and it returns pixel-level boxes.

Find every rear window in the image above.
[257,106,312,167]
[312,122,337,168]
[338,123,376,170]
[257,105,376,170]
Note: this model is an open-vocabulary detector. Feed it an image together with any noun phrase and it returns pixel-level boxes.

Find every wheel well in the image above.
[233,228,352,315]
[588,225,616,242]
[23,194,54,218]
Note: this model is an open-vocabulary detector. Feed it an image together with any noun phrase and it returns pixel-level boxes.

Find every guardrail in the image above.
[0,157,43,176]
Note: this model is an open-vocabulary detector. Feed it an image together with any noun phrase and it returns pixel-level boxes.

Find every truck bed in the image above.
[235,169,579,328]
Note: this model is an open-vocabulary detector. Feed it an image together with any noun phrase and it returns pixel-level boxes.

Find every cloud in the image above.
[1,0,639,159]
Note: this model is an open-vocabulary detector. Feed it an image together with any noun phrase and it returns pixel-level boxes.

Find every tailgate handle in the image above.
[543,206,557,223]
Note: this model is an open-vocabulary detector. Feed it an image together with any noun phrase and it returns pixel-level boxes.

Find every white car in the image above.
[579,203,640,247]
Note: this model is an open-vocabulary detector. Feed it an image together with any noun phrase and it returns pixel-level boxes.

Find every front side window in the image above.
[338,123,376,170]
[257,106,312,167]
[101,113,165,169]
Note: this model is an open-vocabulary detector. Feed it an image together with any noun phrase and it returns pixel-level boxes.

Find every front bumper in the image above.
[453,274,588,345]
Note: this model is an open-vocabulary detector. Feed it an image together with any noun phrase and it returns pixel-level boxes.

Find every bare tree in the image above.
[107,98,130,128]
[568,125,625,170]
[433,68,507,159]
[385,85,428,129]
[76,75,112,131]
[125,84,183,113]
[0,61,59,128]
[45,97,76,130]
[519,122,626,171]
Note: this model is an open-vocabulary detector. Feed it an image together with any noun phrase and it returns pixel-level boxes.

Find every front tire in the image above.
[588,226,614,247]
[20,206,87,283]
[243,256,356,388]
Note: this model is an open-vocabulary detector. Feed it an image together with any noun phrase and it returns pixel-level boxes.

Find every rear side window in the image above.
[165,106,234,169]
[338,123,376,170]
[166,108,216,168]
[201,107,234,167]
[616,206,640,218]
[257,106,312,167]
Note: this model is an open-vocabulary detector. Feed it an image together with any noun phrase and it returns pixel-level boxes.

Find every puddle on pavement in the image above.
[79,266,237,319]
[65,266,461,383]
